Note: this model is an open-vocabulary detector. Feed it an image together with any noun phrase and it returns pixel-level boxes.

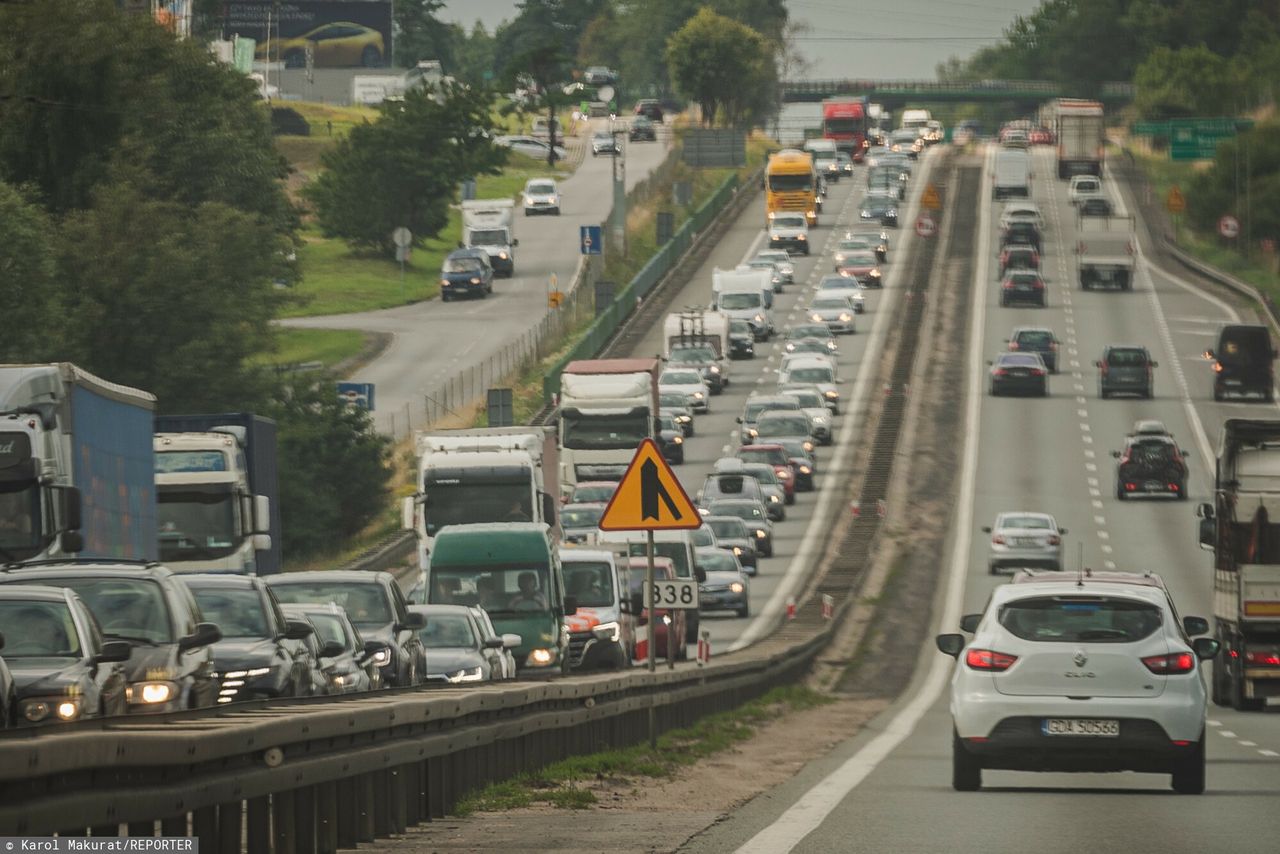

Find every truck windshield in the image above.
[157,485,239,561]
[561,412,649,450]
[429,566,552,615]
[824,119,860,134]
[0,482,43,559]
[768,174,812,192]
[423,482,532,536]
[720,293,762,310]
[564,560,615,608]
[470,229,507,245]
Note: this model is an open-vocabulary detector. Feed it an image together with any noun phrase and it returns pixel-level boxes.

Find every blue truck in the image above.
[0,363,157,563]
[153,413,282,575]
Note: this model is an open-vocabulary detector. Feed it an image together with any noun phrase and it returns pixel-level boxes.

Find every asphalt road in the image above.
[283,117,673,436]
[612,151,937,656]
[681,144,1280,854]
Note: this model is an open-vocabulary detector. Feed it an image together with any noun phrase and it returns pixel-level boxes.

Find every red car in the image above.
[625,557,686,661]
[999,244,1040,278]
[736,443,804,493]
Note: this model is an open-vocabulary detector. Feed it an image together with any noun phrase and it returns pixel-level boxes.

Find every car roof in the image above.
[266,570,393,585]
[1012,326,1054,336]
[179,574,264,589]
[0,584,75,602]
[0,560,171,580]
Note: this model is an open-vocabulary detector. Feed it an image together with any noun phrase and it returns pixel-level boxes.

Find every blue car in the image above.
[440,248,494,301]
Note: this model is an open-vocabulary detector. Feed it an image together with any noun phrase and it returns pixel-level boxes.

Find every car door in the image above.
[78,601,127,716]
[266,591,306,696]
[170,580,217,708]
[389,582,424,683]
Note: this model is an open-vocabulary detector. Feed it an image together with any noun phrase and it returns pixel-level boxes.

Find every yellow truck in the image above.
[765,149,820,228]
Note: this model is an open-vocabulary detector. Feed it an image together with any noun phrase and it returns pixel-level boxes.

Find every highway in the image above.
[282,118,673,435]
[615,150,936,655]
[680,144,1280,854]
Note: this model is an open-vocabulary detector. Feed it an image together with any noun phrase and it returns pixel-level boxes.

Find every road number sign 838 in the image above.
[646,579,700,610]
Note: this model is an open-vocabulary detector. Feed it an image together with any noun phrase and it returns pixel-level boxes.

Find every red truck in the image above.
[822,97,870,161]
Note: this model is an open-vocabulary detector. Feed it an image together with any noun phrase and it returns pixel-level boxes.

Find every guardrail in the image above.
[1160,238,1280,337]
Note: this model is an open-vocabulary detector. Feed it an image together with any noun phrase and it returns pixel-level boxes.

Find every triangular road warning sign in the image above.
[921,183,941,211]
[598,438,702,531]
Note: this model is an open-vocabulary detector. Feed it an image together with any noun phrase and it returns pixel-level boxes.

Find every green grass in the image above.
[257,327,368,371]
[453,685,831,816]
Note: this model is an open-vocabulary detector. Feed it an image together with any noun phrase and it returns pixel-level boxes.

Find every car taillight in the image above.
[966,649,1018,671]
[1169,482,1179,491]
[992,534,1006,544]
[1030,369,1045,376]
[1099,363,1109,376]
[1047,534,1060,545]
[1245,651,1280,666]
[1142,652,1195,674]
[1032,281,1044,289]
[1009,341,1019,350]
[993,368,1007,376]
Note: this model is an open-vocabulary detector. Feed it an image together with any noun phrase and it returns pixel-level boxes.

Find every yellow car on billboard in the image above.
[255,21,384,69]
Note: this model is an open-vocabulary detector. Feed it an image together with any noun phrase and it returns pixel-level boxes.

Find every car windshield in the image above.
[54,578,173,643]
[561,504,604,528]
[812,298,848,310]
[1107,349,1148,366]
[839,239,873,251]
[788,325,831,340]
[788,367,834,383]
[729,320,753,336]
[743,465,780,485]
[1000,516,1053,530]
[419,614,477,648]
[1008,273,1039,284]
[738,449,786,466]
[658,415,679,432]
[306,613,351,650]
[526,182,555,195]
[1017,331,1054,346]
[670,348,715,364]
[660,393,690,408]
[819,277,857,289]
[756,253,789,264]
[662,371,702,385]
[999,596,1162,643]
[785,390,824,408]
[843,251,876,264]
[757,415,810,435]
[773,215,806,229]
[572,484,616,504]
[269,583,392,628]
[719,293,761,310]
[789,341,831,355]
[710,501,764,522]
[745,399,796,419]
[0,599,82,657]
[189,586,269,639]
[593,133,611,141]
[707,517,751,539]
[564,560,616,608]
[443,256,483,273]
[697,551,738,573]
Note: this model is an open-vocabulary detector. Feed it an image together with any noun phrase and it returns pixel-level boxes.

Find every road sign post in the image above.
[392,227,412,294]
[915,214,936,238]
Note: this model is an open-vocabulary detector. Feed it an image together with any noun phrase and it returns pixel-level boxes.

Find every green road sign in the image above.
[1168,117,1255,160]
[1132,121,1168,136]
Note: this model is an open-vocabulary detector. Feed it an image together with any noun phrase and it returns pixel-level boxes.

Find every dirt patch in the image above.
[374,697,884,853]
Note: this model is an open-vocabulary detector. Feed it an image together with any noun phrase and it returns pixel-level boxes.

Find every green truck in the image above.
[427,522,573,674]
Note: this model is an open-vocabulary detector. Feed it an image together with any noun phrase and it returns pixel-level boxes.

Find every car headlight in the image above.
[329,673,353,688]
[814,415,831,425]
[826,341,838,351]
[796,234,807,241]
[811,313,823,322]
[692,391,704,400]
[834,254,846,264]
[470,277,481,284]
[798,465,812,475]
[730,582,745,594]
[839,313,852,322]
[446,666,485,683]
[709,365,721,373]
[746,428,759,439]
[769,494,781,503]
[440,278,449,286]
[593,621,621,642]
[498,252,509,260]
[869,269,881,277]
[676,415,692,424]
[21,697,82,723]
[526,648,557,667]
[770,233,781,241]
[806,210,815,218]
[732,546,743,555]
[785,342,796,351]
[370,647,393,667]
[824,389,840,399]
[672,435,683,444]
[803,440,815,453]
[754,314,765,323]
[126,681,179,705]
[755,529,768,539]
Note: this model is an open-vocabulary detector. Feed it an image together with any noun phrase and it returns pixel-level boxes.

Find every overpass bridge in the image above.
[779,78,1135,109]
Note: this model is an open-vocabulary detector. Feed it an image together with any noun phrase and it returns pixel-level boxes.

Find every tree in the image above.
[453,22,499,88]
[498,0,581,167]
[0,181,58,362]
[305,85,507,254]
[56,179,287,412]
[395,0,460,71]
[266,376,391,557]
[1134,45,1235,118]
[666,8,777,127]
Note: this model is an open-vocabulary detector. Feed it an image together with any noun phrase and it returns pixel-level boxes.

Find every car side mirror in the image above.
[1196,502,1214,520]
[502,633,522,649]
[695,566,707,583]
[981,526,992,533]
[399,611,427,631]
[179,622,221,651]
[1111,450,1121,458]
[1204,349,1215,360]
[1059,527,1068,535]
[1199,517,1216,550]
[457,240,464,249]
[484,636,505,649]
[935,633,965,658]
[1183,616,1210,637]
[1150,361,1159,368]
[1095,360,1103,368]
[563,595,578,616]
[284,619,314,641]
[959,614,982,633]
[1192,637,1220,661]
[513,238,520,246]
[320,640,346,658]
[735,416,743,423]
[94,639,132,664]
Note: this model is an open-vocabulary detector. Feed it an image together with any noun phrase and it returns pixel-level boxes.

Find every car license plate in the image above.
[1144,480,1162,490]
[1042,718,1120,736]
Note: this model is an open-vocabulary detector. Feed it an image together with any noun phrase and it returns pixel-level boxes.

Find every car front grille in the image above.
[567,631,593,668]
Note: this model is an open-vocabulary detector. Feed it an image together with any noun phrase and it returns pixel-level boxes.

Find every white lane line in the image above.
[733,145,988,853]
[1094,515,1106,524]
[1240,740,1257,747]
[1104,560,1116,569]
[1219,730,1237,738]
[1080,422,1091,432]
[1261,749,1280,757]
[1101,544,1113,553]
[1097,530,1110,539]
[1207,719,1222,727]
[1092,499,1104,509]
[1077,408,1089,417]
[1087,477,1099,486]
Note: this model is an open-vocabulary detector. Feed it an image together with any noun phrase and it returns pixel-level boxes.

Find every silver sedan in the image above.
[982,512,1067,574]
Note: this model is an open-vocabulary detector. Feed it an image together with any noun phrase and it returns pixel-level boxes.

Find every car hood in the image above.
[423,648,486,676]
[565,605,619,633]
[211,637,284,672]
[8,658,89,696]
[702,571,745,587]
[809,306,852,318]
[442,270,484,281]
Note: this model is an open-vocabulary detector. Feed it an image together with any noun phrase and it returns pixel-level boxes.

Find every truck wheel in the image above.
[1230,664,1266,711]
[1171,738,1205,795]
[952,731,982,791]
[1211,649,1228,707]
[1116,485,1126,500]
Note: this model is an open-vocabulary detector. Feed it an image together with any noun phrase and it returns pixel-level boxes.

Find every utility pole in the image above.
[611,119,627,259]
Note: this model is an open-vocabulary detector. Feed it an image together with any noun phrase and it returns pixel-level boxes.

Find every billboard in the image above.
[222,1,393,69]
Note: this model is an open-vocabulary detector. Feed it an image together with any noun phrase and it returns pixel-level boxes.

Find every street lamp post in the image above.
[610,120,627,259]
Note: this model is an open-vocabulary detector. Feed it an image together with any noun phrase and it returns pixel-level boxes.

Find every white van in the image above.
[712,268,775,340]
[593,529,704,648]
[900,108,932,135]
[993,148,1031,200]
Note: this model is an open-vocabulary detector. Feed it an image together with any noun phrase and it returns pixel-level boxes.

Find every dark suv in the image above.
[1206,324,1276,401]
[634,99,664,122]
[266,571,426,688]
[440,248,494,302]
[1098,345,1157,399]
[1113,432,1190,500]
[181,574,320,703]
[0,561,221,713]
[999,244,1040,277]
[1000,221,1042,253]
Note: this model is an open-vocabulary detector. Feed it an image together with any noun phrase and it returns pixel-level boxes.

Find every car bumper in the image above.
[524,201,558,213]
[988,546,1061,571]
[1101,380,1150,395]
[991,377,1046,396]
[568,632,628,671]
[442,280,488,297]
[486,255,513,274]
[1118,477,1184,497]
[699,588,748,613]
[730,340,756,358]
[770,236,809,252]
[816,317,856,334]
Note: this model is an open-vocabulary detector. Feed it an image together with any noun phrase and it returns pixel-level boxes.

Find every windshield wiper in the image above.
[104,633,159,646]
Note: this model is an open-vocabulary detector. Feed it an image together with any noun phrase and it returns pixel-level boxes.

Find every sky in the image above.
[438,0,1046,79]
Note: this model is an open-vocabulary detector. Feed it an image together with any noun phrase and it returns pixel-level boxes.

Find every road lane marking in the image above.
[1219,730,1237,738]
[1261,749,1279,757]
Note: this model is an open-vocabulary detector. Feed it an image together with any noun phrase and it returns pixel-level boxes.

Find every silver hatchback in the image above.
[982,511,1067,574]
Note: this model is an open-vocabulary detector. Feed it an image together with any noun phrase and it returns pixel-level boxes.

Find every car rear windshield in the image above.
[1106,349,1149,366]
[1017,331,1053,346]
[1001,515,1052,529]
[707,518,750,539]
[270,583,392,628]
[999,596,1162,643]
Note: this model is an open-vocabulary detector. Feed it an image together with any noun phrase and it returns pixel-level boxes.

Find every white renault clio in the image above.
[936,571,1218,794]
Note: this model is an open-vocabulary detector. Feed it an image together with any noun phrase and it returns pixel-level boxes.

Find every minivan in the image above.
[1206,324,1276,401]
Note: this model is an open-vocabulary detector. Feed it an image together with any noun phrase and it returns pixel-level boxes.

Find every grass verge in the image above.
[454,685,832,815]
[258,327,368,371]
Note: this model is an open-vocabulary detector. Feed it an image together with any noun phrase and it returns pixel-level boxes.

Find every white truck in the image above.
[1076,215,1135,291]
[403,426,560,579]
[712,267,774,340]
[900,108,932,135]
[992,148,1031,200]
[461,199,518,277]
[558,359,659,495]
[663,310,731,393]
[1046,98,1105,179]
[1198,420,1280,711]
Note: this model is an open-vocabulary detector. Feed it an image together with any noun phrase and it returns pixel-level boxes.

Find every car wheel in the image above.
[1117,485,1127,501]
[360,46,382,68]
[1230,663,1266,711]
[1170,737,1205,795]
[785,493,795,505]
[952,731,982,792]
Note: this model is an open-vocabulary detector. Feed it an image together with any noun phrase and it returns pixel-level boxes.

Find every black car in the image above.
[0,639,13,728]
[1113,434,1190,500]
[266,570,426,687]
[695,547,750,617]
[0,585,130,726]
[1097,344,1156,399]
[1207,324,1276,401]
[704,516,758,573]
[659,392,696,436]
[1000,270,1047,307]
[1000,221,1042,253]
[704,498,774,557]
[280,603,383,694]
[440,248,494,301]
[629,116,656,141]
[634,99,664,122]
[656,414,685,465]
[773,438,818,491]
[0,562,221,713]
[1008,326,1059,372]
[989,352,1049,396]
[728,318,756,360]
[860,194,899,227]
[181,574,320,703]
[999,244,1040,278]
[1080,196,1114,217]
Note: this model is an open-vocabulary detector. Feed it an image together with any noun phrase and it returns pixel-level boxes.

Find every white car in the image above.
[496,135,566,161]
[815,275,866,314]
[522,178,561,215]
[983,511,1065,573]
[658,369,711,413]
[778,356,841,413]
[753,250,795,283]
[591,131,619,156]
[937,571,1218,794]
[998,201,1045,231]
[806,294,858,335]
[767,212,811,255]
[1068,175,1103,206]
